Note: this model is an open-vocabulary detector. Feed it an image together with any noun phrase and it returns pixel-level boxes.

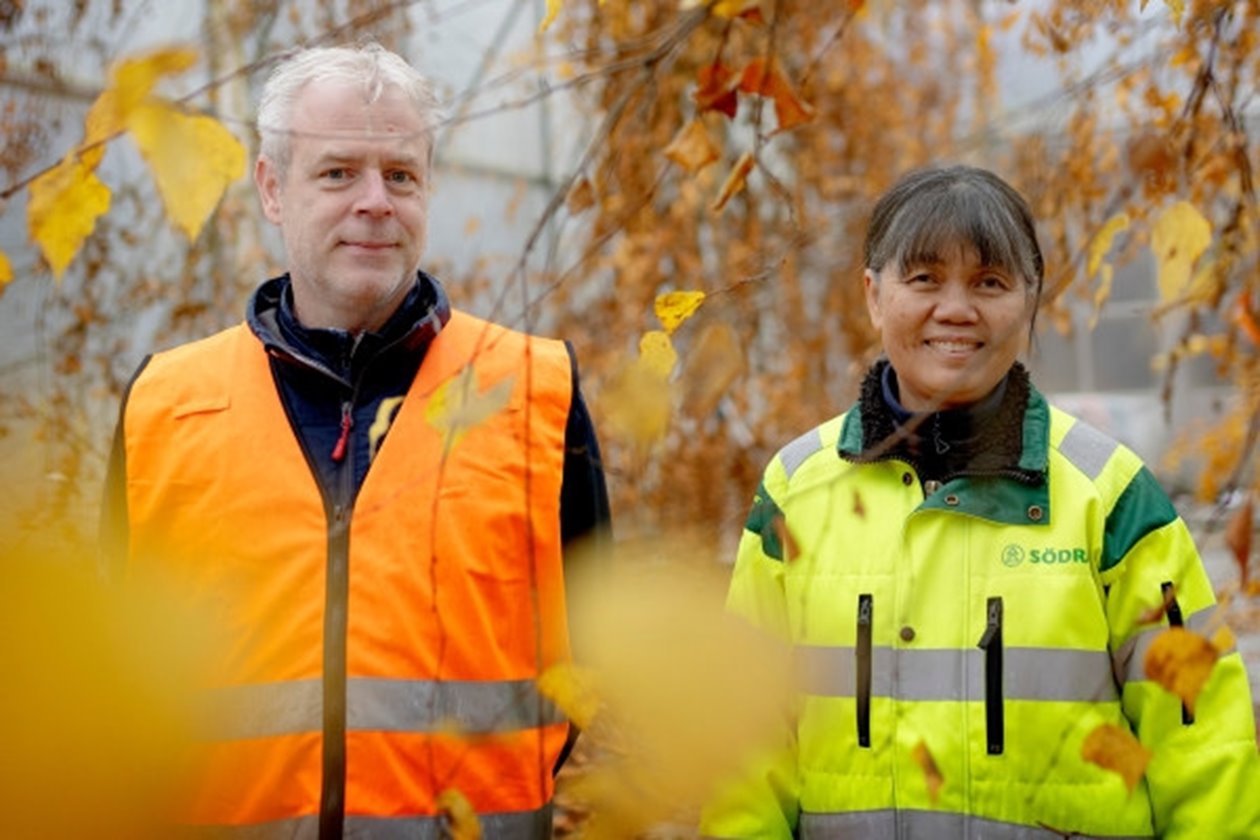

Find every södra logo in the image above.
[1029,547,1088,565]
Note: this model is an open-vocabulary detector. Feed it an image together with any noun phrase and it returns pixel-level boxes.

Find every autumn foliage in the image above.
[3,0,1260,832]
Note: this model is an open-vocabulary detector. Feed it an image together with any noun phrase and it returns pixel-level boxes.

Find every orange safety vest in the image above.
[121,310,573,836]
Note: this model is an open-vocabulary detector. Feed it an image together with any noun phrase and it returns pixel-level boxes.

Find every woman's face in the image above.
[864,243,1034,412]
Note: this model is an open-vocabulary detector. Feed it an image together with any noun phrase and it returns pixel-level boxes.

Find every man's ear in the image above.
[254,156,283,224]
[863,269,883,332]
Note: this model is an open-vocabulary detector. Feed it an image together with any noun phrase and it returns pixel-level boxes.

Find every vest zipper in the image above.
[1161,581,1194,725]
[331,401,353,462]
[977,596,1004,755]
[856,593,873,748]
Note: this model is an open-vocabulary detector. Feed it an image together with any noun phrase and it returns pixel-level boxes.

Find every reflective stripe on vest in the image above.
[182,804,552,839]
[797,645,1117,703]
[799,809,1153,839]
[123,312,573,830]
[205,677,565,739]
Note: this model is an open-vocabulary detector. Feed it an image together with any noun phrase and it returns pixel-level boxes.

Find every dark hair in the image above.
[864,165,1044,302]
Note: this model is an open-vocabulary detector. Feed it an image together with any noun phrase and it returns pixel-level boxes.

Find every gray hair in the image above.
[256,42,444,173]
[864,165,1044,302]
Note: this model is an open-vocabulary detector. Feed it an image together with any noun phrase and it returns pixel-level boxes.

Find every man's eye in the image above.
[386,170,414,184]
[323,168,348,180]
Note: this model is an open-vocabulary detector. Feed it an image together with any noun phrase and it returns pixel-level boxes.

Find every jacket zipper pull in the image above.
[977,596,1004,755]
[331,401,352,463]
[856,594,874,748]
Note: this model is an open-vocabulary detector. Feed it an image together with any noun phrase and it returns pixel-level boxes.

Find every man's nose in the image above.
[353,171,393,216]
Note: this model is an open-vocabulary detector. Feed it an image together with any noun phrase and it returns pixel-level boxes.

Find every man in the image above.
[101,43,609,839]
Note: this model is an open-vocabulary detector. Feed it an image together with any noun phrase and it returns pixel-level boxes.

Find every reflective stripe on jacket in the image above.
[121,310,573,836]
[702,386,1260,839]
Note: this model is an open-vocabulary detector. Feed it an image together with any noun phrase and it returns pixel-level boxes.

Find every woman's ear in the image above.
[863,269,883,332]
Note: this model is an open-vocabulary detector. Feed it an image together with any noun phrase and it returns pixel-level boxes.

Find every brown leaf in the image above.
[664,120,720,174]
[769,514,800,562]
[693,61,739,119]
[1143,627,1219,714]
[711,152,754,213]
[1225,494,1252,589]
[852,490,866,519]
[912,740,943,804]
[1080,723,1151,793]
[681,322,743,418]
[1136,585,1176,625]
[736,58,815,132]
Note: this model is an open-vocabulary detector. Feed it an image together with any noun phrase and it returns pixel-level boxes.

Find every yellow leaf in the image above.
[1211,624,1235,653]
[435,788,482,840]
[1089,263,1113,330]
[711,151,754,213]
[1081,723,1151,793]
[0,249,12,289]
[664,120,720,174]
[1143,626,1219,713]
[1151,201,1211,304]
[654,290,706,334]
[639,330,678,378]
[368,396,406,460]
[27,154,112,279]
[86,46,199,147]
[536,662,600,729]
[538,0,562,33]
[426,366,515,450]
[1087,213,1130,278]
[912,739,943,804]
[127,103,246,240]
[1164,0,1185,25]
[712,0,760,19]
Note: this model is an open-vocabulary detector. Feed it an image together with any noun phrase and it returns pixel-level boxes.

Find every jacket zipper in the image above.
[977,597,1004,755]
[1162,581,1194,725]
[856,593,873,748]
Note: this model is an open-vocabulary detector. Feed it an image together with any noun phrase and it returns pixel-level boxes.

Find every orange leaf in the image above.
[664,120,720,174]
[1143,627,1219,713]
[1136,585,1176,625]
[27,154,112,279]
[0,249,11,291]
[1081,723,1151,793]
[566,176,595,214]
[912,740,943,804]
[693,61,739,119]
[1234,296,1260,346]
[1225,495,1252,590]
[436,788,482,840]
[736,58,815,132]
[711,152,754,213]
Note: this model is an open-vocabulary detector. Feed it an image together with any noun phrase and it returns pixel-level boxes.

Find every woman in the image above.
[702,166,1259,838]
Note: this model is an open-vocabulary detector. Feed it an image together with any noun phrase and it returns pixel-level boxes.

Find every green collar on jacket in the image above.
[836,363,1052,527]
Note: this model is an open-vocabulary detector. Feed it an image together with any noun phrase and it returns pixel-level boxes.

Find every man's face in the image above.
[255,78,430,333]
[864,243,1033,411]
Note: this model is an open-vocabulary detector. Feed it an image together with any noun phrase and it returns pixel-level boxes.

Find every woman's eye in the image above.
[907,273,935,284]
[979,275,1010,290]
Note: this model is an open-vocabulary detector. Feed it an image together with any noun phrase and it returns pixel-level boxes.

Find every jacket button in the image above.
[900,626,916,642]
[902,472,914,486]
[944,494,960,506]
[1027,504,1043,521]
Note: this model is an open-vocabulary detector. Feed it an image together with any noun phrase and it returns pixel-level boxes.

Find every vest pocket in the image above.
[856,593,873,748]
[977,596,1004,755]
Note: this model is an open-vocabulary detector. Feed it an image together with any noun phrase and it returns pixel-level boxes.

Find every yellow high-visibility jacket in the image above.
[703,375,1260,839]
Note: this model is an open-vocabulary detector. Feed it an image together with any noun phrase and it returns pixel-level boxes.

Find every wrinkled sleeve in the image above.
[700,466,800,838]
[1101,466,1260,838]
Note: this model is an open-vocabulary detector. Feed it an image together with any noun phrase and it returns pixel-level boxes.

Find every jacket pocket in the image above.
[856,593,873,748]
[977,596,1004,755]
